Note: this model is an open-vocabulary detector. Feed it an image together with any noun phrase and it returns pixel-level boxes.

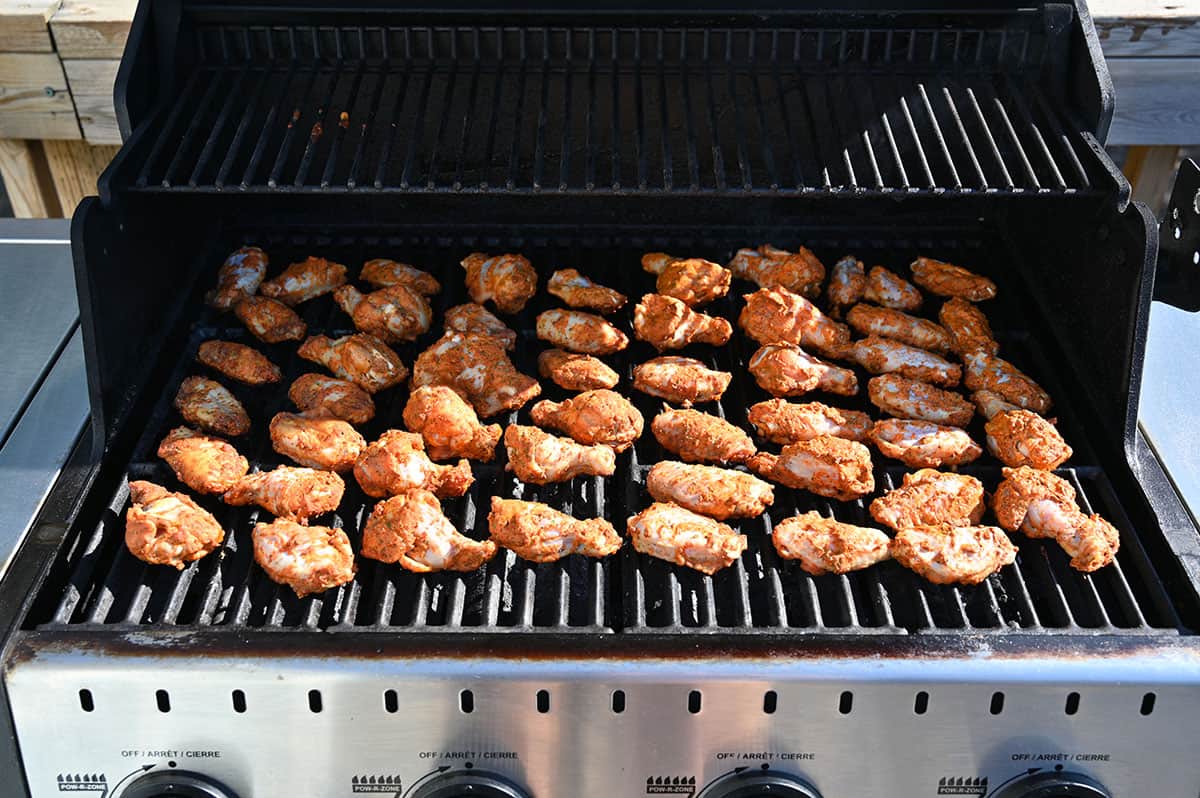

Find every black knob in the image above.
[992,771,1111,798]
[702,770,822,798]
[121,771,240,798]
[409,769,530,798]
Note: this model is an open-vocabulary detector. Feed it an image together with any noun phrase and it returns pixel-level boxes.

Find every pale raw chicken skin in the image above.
[157,427,248,495]
[864,265,922,311]
[910,257,997,302]
[360,259,441,295]
[537,349,620,391]
[891,525,1016,585]
[869,418,982,469]
[547,269,627,313]
[298,333,408,394]
[536,309,629,355]
[125,481,224,569]
[940,297,1000,357]
[207,246,268,311]
[460,252,538,314]
[354,430,474,498]
[503,425,616,484]
[362,490,497,572]
[530,390,644,452]
[403,385,502,462]
[197,340,281,385]
[738,285,851,359]
[852,335,961,387]
[288,373,376,425]
[333,283,433,344]
[222,466,345,523]
[260,256,347,305]
[993,466,1118,571]
[772,512,891,575]
[632,356,731,406]
[174,376,250,437]
[234,296,307,343]
[627,502,747,574]
[651,408,756,464]
[846,303,952,353]
[728,243,825,298]
[252,519,355,597]
[269,410,366,473]
[826,255,866,316]
[488,498,622,561]
[869,469,986,532]
[646,461,774,520]
[411,331,541,418]
[747,399,871,444]
[641,252,732,307]
[746,435,874,501]
[444,303,518,350]
[963,351,1052,414]
[748,342,858,397]
[633,294,732,351]
[975,390,1072,470]
[868,374,974,427]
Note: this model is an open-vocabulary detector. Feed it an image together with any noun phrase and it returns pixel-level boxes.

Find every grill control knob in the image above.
[409,769,530,798]
[992,771,1111,798]
[121,770,240,798]
[702,770,822,798]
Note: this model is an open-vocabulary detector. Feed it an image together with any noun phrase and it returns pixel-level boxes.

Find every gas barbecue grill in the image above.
[4,1,1200,796]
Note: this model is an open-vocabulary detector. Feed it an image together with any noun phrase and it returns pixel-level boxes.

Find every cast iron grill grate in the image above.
[25,229,1188,636]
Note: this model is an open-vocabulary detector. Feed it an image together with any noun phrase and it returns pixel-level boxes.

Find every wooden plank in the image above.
[0,0,62,52]
[1092,0,1200,56]
[1107,58,1200,145]
[62,58,119,143]
[0,139,62,217]
[41,138,117,214]
[48,0,135,59]
[0,53,80,140]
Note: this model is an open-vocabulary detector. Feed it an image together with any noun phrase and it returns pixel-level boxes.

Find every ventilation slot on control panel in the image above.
[990,692,1005,715]
[611,690,626,714]
[838,691,854,715]
[763,691,778,714]
[384,689,399,714]
[308,689,323,713]
[914,691,929,715]
[1065,692,1080,716]
[688,690,702,714]
[1140,692,1156,715]
[78,689,93,713]
[460,689,475,714]
[155,689,170,713]
[536,690,550,713]
[232,689,246,714]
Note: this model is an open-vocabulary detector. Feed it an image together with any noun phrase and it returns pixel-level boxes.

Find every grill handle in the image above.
[1155,159,1200,312]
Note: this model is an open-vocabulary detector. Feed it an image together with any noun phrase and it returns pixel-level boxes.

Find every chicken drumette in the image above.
[175,376,250,437]
[826,255,866,316]
[738,285,851,359]
[235,296,307,343]
[125,480,224,569]
[632,294,732,351]
[868,374,974,427]
[252,519,355,597]
[993,466,1119,571]
[746,436,875,501]
[488,498,622,561]
[846,303,952,354]
[206,246,267,311]
[536,309,629,355]
[631,356,731,406]
[748,342,858,397]
[503,424,617,483]
[869,469,986,532]
[270,410,366,473]
[772,512,891,575]
[222,465,345,523]
[728,243,825,298]
[547,269,627,313]
[940,297,1000,357]
[963,351,1052,414]
[333,283,433,344]
[157,427,248,495]
[411,331,541,418]
[646,461,775,520]
[288,373,376,425]
[974,390,1072,470]
[354,430,474,498]
[362,490,497,572]
[403,385,502,461]
[869,418,982,469]
[443,303,518,350]
[852,336,961,387]
[651,408,756,464]
[746,399,871,444]
[360,258,441,295]
[298,333,408,394]
[531,390,644,452]
[891,524,1017,585]
[910,257,997,302]
[641,252,732,307]
[461,252,538,314]
[260,256,347,305]
[537,349,620,391]
[627,502,747,575]
[864,265,923,311]
[197,340,281,386]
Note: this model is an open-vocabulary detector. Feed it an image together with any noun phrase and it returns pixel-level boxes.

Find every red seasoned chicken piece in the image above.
[333,283,433,344]
[536,309,629,355]
[746,436,874,501]
[869,469,985,532]
[411,331,541,418]
[627,502,747,574]
[360,258,441,295]
[488,498,622,561]
[846,303,952,353]
[531,390,644,452]
[443,303,518,350]
[503,424,616,484]
[298,333,408,394]
[157,427,248,495]
[631,356,731,406]
[547,269,627,313]
[362,490,497,572]
[235,296,307,343]
[940,297,1000,357]
[354,430,473,498]
[222,466,345,523]
[646,461,774,520]
[869,418,982,469]
[993,466,1119,571]
[963,351,1052,414]
[738,285,851,359]
[641,252,732,307]
[125,481,224,569]
[891,525,1016,585]
[852,336,961,387]
[772,512,891,575]
[747,399,871,444]
[975,390,1072,470]
[288,373,375,425]
[749,342,858,397]
[252,519,355,597]
[651,408,756,464]
[461,252,538,314]
[826,255,866,316]
[728,243,825,299]
[174,376,250,437]
[260,256,347,305]
[207,246,268,311]
[197,340,281,386]
[910,257,997,302]
[868,374,974,427]
[633,294,732,351]
[537,349,620,391]
[403,385,502,461]
[269,410,366,473]
[864,265,922,311]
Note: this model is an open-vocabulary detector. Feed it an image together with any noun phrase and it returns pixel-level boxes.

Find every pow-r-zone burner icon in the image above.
[350,774,403,794]
[936,776,988,795]
[646,775,697,795]
[55,774,107,793]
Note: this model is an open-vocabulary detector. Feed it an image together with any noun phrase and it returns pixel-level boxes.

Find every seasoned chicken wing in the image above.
[869,418,982,469]
[125,481,224,569]
[627,502,747,575]
[891,524,1016,585]
[411,331,541,418]
[222,465,345,523]
[207,246,268,311]
[646,461,774,520]
[503,424,616,484]
[235,296,307,343]
[748,342,858,397]
[633,294,732,351]
[360,258,441,295]
[993,466,1119,571]
[975,390,1072,470]
[197,340,281,386]
[864,265,923,311]
[852,335,961,387]
[940,297,1000,357]
[488,498,622,561]
[157,427,248,495]
[738,285,851,359]
[531,390,644,452]
[651,408,756,464]
[641,252,732,307]
[868,374,974,427]
[252,519,355,597]
[298,333,408,394]
[632,356,731,406]
[772,513,891,575]
[260,256,347,305]
[536,309,629,355]
[963,351,1052,414]
[174,376,250,437]
[911,257,997,302]
[270,410,366,472]
[363,490,497,572]
[333,283,433,344]
[746,436,874,501]
[747,399,871,444]
[403,385,502,461]
[846,303,952,353]
[869,469,986,532]
[728,244,825,299]
[443,303,518,350]
[354,430,474,498]
[461,251,538,314]
[288,373,376,425]
[537,349,620,391]
[547,269,627,313]
[826,255,866,316]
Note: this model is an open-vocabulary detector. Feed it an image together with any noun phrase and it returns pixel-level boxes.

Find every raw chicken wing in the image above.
[975,390,1072,470]
[864,265,922,311]
[846,303,952,353]
[363,490,497,572]
[728,243,825,298]
[411,331,540,418]
[852,335,961,387]
[125,481,224,569]
[627,502,747,575]
[746,436,874,501]
[403,385,502,461]
[260,256,347,305]
[891,525,1016,585]
[444,303,518,350]
[633,294,732,350]
[748,342,857,397]
[461,251,537,314]
[174,376,250,437]
[333,283,432,344]
[270,410,366,472]
[826,255,866,316]
[993,466,1119,571]
[869,469,986,532]
[632,356,730,406]
[646,461,774,520]
[354,430,474,498]
[869,418,982,469]
[197,340,281,386]
[651,408,755,464]
[157,427,248,494]
[222,465,345,523]
[868,374,974,427]
[288,373,375,425]
[207,246,267,311]
[503,425,616,484]
[235,296,307,343]
[537,349,620,391]
[531,390,643,452]
[747,399,871,444]
[536,309,629,355]
[911,257,996,302]
[252,519,355,597]
[772,513,891,575]
[298,333,408,394]
[940,297,999,357]
[547,269,627,313]
[488,498,622,561]
[360,258,441,295]
[963,351,1052,414]
[641,252,732,307]
[738,285,851,359]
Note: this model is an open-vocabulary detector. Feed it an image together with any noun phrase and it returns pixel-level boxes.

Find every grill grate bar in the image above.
[917,82,962,190]
[938,80,988,190]
[398,63,437,189]
[266,67,321,188]
[373,58,414,189]
[214,68,272,189]
[188,68,250,187]
[135,71,205,188]
[964,84,1015,189]
[293,64,343,187]
[983,82,1041,190]
[320,61,367,188]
